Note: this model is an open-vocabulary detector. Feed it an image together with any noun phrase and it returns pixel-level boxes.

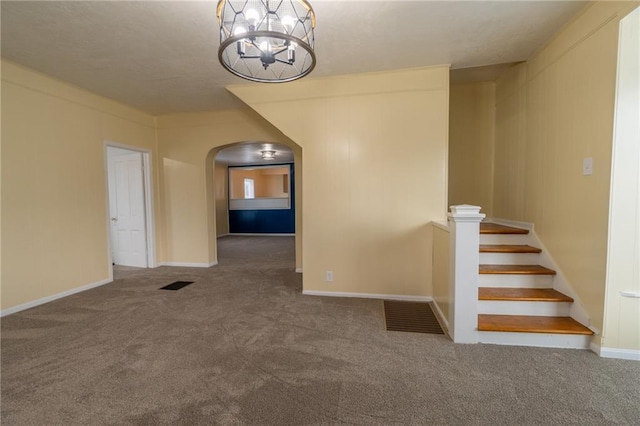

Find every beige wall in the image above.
[230,166,289,199]
[230,169,264,199]
[1,60,160,310]
[228,66,450,296]
[214,162,229,236]
[493,2,639,336]
[156,109,302,268]
[449,82,496,216]
[432,224,450,324]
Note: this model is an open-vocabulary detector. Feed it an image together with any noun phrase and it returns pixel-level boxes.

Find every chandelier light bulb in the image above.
[281,16,295,32]
[245,8,260,26]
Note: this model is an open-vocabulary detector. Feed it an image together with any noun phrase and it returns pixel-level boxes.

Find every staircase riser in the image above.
[478,274,554,288]
[478,301,571,316]
[480,235,531,245]
[479,253,540,265]
[478,331,591,349]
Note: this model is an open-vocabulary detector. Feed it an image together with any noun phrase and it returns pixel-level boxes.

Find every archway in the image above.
[204,140,303,272]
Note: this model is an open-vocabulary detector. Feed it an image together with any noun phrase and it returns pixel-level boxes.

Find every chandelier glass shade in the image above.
[216,0,316,83]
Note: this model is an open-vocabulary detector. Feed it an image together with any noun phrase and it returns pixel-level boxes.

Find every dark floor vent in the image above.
[383,301,445,334]
[160,281,194,291]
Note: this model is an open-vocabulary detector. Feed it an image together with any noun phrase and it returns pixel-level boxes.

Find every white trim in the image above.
[591,342,640,361]
[479,331,591,349]
[532,231,591,328]
[228,233,295,237]
[431,220,450,232]
[430,300,450,335]
[295,268,303,273]
[487,217,592,330]
[485,217,535,232]
[217,233,231,238]
[104,141,157,268]
[159,261,218,268]
[142,151,157,268]
[478,300,571,317]
[448,205,483,344]
[229,197,290,210]
[302,290,432,302]
[0,278,112,317]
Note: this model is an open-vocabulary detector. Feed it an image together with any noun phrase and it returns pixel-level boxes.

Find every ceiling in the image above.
[216,142,294,165]
[1,1,586,115]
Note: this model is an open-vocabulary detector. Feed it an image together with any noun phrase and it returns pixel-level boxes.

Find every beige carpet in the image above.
[2,236,639,425]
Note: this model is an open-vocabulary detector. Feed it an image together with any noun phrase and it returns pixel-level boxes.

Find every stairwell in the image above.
[476,222,593,349]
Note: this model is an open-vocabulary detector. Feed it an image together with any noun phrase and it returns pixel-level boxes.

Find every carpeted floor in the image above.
[2,236,639,425]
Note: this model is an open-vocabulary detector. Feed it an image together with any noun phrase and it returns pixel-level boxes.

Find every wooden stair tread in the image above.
[479,264,556,275]
[478,315,593,335]
[479,287,573,302]
[480,223,529,235]
[480,244,541,253]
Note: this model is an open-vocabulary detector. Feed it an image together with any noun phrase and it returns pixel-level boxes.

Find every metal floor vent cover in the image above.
[383,301,445,334]
[159,281,194,291]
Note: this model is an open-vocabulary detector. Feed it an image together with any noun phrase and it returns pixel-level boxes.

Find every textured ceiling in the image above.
[1,1,587,115]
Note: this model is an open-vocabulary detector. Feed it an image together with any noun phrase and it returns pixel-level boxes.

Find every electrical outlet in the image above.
[326,271,334,282]
[583,157,593,176]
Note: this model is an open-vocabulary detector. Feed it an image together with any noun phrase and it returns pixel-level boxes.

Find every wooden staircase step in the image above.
[480,244,541,253]
[480,223,529,235]
[479,287,573,302]
[478,314,593,335]
[479,264,556,275]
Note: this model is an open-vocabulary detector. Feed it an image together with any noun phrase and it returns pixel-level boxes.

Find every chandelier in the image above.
[216,0,316,83]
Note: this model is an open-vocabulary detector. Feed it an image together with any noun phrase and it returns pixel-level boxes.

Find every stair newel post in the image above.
[448,205,485,343]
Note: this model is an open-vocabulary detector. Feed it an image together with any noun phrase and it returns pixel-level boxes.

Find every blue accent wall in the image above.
[229,164,295,234]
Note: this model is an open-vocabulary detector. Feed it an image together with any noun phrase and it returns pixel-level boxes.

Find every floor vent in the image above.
[383,301,444,335]
[160,281,194,291]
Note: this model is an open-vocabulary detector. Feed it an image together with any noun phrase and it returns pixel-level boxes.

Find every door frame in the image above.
[104,141,157,271]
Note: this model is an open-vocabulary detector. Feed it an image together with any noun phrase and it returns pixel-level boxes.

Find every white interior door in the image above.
[107,150,147,267]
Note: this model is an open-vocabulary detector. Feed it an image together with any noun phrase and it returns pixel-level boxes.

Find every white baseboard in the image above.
[229,233,295,237]
[479,331,591,349]
[0,277,113,317]
[486,217,535,231]
[302,290,432,302]
[295,268,303,273]
[160,261,217,268]
[590,342,640,361]
[430,300,450,333]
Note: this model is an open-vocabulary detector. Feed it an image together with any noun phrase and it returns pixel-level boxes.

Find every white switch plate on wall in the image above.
[583,157,593,175]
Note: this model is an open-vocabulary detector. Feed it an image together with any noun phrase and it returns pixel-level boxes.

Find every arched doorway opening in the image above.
[205,140,303,272]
